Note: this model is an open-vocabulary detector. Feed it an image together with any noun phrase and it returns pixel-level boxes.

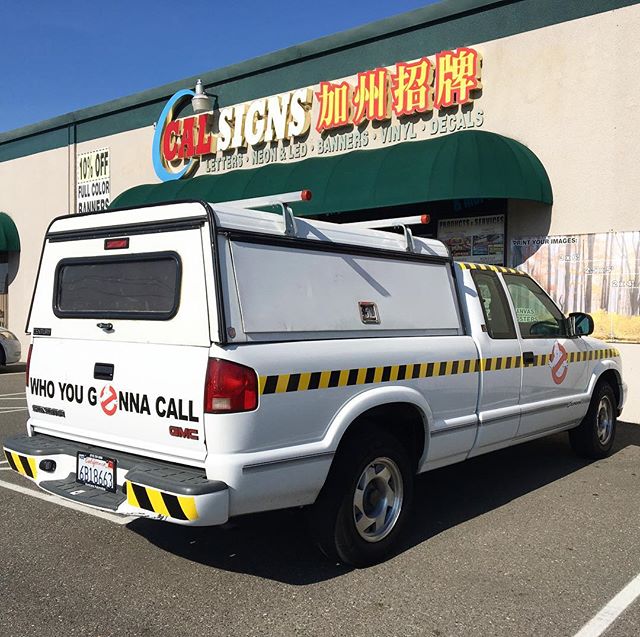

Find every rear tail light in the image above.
[204,358,258,414]
[25,344,33,387]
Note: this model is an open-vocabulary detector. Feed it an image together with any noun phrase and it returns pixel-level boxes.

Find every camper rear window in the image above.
[53,252,181,319]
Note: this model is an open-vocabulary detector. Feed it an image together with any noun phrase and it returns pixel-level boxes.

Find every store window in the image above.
[0,254,8,327]
[438,214,505,265]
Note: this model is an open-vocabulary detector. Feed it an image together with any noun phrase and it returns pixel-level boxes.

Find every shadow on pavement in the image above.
[128,421,640,585]
[0,363,25,375]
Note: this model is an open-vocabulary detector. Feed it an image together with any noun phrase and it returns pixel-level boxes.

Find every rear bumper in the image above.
[3,433,229,526]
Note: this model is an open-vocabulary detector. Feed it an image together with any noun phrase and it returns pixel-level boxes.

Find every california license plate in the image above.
[76,452,117,493]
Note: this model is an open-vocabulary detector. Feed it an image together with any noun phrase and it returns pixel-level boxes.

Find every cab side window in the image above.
[503,274,567,338]
[471,271,516,339]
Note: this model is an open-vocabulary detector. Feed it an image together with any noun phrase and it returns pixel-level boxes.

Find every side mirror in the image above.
[569,312,594,336]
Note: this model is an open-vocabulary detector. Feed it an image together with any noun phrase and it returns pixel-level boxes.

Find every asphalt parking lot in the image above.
[0,368,638,637]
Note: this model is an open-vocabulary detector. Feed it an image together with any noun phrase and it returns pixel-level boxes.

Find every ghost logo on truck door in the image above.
[100,385,118,416]
[549,341,569,385]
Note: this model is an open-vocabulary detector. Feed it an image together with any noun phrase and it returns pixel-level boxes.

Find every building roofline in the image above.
[0,0,507,144]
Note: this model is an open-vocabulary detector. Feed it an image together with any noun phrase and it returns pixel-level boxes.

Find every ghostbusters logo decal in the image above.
[549,341,569,385]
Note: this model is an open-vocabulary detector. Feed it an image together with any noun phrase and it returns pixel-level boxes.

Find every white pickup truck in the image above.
[3,192,625,566]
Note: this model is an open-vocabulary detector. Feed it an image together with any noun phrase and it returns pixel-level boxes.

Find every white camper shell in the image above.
[4,192,625,565]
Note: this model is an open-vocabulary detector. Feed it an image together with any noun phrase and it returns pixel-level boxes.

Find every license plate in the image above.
[76,452,117,493]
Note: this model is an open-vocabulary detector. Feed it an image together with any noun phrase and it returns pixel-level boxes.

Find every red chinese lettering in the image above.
[315,81,352,133]
[434,48,482,109]
[391,58,434,116]
[352,68,390,125]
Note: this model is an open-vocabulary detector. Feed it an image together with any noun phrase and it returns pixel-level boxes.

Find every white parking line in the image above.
[0,478,136,526]
[573,572,640,637]
[0,393,26,397]
[0,408,28,414]
[0,372,26,376]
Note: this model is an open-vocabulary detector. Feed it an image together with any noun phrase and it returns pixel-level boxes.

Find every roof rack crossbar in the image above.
[215,190,311,210]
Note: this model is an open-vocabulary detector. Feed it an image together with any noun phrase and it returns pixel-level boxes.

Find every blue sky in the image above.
[0,0,437,133]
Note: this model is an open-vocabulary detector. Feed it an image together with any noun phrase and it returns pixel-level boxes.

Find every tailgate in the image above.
[26,203,215,465]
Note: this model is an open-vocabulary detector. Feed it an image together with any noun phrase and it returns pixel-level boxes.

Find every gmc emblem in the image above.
[169,425,199,440]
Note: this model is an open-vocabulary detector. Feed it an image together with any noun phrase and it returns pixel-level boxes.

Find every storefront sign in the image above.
[77,148,110,213]
[438,215,504,265]
[152,47,484,181]
[511,232,640,342]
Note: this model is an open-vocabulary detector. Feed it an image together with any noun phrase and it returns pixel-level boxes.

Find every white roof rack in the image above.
[216,190,312,210]
[344,215,430,229]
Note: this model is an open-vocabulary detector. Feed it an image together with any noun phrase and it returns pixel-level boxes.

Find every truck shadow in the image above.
[0,363,25,375]
[127,421,640,585]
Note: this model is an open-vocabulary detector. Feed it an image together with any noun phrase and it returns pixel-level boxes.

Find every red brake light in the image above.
[25,344,33,387]
[104,238,129,250]
[204,358,258,414]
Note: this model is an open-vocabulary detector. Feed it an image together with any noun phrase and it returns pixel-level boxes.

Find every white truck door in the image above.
[464,269,523,455]
[502,273,590,438]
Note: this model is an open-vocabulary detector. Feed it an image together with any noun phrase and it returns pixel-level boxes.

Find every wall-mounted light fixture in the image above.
[191,79,213,114]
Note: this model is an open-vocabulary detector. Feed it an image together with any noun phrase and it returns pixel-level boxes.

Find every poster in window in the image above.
[511,232,640,343]
[438,215,505,265]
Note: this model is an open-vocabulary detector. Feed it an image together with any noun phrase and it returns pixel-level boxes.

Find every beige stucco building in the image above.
[1,0,639,418]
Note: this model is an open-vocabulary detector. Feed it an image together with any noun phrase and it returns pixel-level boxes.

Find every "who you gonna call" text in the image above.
[29,378,199,422]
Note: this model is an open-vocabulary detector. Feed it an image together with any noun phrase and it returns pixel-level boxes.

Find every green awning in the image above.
[110,130,552,215]
[0,213,20,252]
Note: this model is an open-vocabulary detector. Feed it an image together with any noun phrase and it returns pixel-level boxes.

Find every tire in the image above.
[306,425,414,567]
[569,381,617,459]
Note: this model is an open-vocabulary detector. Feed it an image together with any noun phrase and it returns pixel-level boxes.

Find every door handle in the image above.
[94,363,114,381]
[522,351,535,365]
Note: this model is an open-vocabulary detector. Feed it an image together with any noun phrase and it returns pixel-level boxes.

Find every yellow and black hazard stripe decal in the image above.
[259,348,620,396]
[4,450,37,479]
[125,481,198,521]
[458,262,528,276]
[569,348,619,362]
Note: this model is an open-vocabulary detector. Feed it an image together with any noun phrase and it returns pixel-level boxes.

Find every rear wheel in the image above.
[569,381,617,459]
[307,426,414,567]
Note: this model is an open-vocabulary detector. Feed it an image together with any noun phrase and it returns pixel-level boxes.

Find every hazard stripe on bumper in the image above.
[125,481,198,521]
[259,348,620,395]
[3,450,37,479]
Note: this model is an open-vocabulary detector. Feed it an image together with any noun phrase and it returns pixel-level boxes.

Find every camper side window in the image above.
[53,252,181,320]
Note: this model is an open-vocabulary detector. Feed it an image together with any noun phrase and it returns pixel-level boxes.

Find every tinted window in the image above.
[471,271,516,339]
[503,274,566,338]
[55,253,181,319]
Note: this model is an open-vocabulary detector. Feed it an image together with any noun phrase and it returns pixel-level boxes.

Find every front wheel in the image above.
[569,381,617,459]
[306,426,414,567]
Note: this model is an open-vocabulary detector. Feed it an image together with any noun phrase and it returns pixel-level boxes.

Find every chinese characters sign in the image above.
[315,48,481,132]
[511,232,640,342]
[152,47,484,181]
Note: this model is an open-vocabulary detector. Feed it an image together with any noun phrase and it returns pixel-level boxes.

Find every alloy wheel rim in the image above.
[353,456,403,543]
[596,395,613,445]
